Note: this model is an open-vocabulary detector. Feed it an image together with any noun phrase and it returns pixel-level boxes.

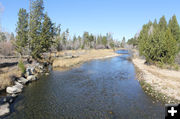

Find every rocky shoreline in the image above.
[0,62,50,117]
[133,58,180,104]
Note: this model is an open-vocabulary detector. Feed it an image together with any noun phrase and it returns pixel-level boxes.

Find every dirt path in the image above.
[133,58,180,103]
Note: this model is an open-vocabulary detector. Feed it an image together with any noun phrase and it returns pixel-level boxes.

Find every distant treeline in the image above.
[128,15,180,66]
[54,30,122,51]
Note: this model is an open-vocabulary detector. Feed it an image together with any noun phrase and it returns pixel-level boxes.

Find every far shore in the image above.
[133,58,180,103]
[52,49,121,71]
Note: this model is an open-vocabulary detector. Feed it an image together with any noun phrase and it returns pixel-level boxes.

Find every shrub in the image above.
[18,59,26,75]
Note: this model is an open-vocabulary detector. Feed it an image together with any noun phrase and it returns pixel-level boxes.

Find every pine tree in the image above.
[138,22,153,63]
[163,28,178,64]
[15,8,29,56]
[168,15,180,51]
[40,13,55,53]
[73,35,77,49]
[29,0,44,59]
[159,16,167,31]
[102,36,107,48]
[54,24,62,51]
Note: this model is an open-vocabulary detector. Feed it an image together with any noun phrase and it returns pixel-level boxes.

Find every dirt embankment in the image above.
[53,49,120,70]
[133,58,180,103]
[0,58,26,91]
[0,66,21,91]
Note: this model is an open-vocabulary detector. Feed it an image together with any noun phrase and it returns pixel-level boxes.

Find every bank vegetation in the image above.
[128,15,180,103]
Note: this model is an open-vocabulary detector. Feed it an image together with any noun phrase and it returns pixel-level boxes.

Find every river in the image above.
[4,50,165,119]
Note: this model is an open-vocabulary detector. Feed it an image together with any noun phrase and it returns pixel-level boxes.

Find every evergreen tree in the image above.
[77,36,82,49]
[153,19,158,27]
[163,28,178,64]
[168,15,180,51]
[40,13,55,53]
[102,36,107,48]
[29,0,44,59]
[54,24,62,51]
[159,16,167,31]
[138,21,153,62]
[15,8,29,56]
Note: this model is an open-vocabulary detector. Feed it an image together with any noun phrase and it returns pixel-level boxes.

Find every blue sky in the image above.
[0,0,180,41]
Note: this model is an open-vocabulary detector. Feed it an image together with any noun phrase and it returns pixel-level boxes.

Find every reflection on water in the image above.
[5,51,164,119]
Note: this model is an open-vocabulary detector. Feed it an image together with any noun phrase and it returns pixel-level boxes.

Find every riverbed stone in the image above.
[11,93,18,98]
[14,81,24,89]
[18,77,29,84]
[27,75,37,81]
[0,103,10,117]
[45,73,49,75]
[6,85,22,94]
[26,66,35,76]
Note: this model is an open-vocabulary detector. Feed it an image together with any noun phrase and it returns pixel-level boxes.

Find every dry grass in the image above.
[0,66,21,91]
[53,49,120,70]
[133,58,180,102]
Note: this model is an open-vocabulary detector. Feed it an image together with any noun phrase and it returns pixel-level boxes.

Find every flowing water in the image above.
[4,50,165,119]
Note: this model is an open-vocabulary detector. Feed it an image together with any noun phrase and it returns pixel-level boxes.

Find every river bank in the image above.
[0,60,48,117]
[53,49,121,70]
[133,58,180,103]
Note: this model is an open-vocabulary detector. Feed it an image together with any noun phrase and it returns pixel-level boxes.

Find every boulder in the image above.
[0,103,10,117]
[11,94,18,98]
[0,96,14,104]
[39,65,44,70]
[27,75,37,81]
[45,73,49,75]
[18,77,29,85]
[26,66,35,76]
[14,81,24,89]
[6,86,22,94]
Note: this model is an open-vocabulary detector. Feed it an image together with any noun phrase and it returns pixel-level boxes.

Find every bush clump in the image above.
[18,59,26,76]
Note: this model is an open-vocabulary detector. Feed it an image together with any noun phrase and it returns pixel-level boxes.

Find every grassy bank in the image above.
[53,49,120,70]
[133,58,180,103]
[0,66,21,91]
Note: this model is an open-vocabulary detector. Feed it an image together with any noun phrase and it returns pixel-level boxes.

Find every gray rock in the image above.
[11,94,17,98]
[45,73,49,75]
[0,103,10,117]
[9,99,13,103]
[26,66,35,76]
[6,85,22,94]
[27,75,37,81]
[18,77,29,85]
[39,65,44,70]
[0,96,14,104]
[3,98,6,102]
[14,81,24,89]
